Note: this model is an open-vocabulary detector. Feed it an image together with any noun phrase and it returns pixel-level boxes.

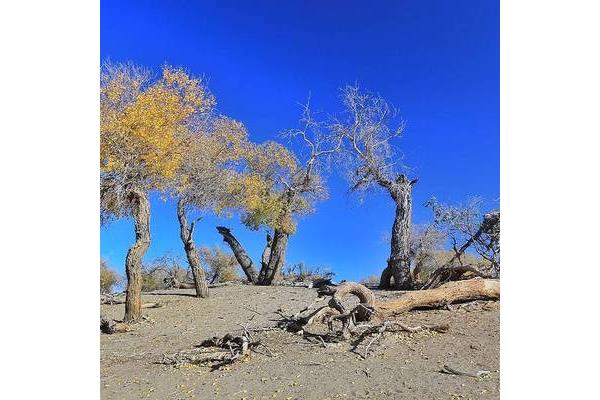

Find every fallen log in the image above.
[289,279,499,334]
[100,317,132,334]
[421,264,495,290]
[100,297,163,309]
[376,278,499,316]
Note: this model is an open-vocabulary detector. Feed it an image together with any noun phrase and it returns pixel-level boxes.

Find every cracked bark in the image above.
[379,175,417,290]
[123,189,151,323]
[216,226,259,283]
[216,226,288,286]
[257,229,288,285]
[176,199,209,298]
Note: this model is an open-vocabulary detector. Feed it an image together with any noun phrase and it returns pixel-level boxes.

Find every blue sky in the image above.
[100,0,499,282]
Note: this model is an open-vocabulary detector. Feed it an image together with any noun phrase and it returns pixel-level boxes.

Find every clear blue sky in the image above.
[100,0,499,282]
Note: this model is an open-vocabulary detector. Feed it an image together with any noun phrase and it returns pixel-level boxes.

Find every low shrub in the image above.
[281,262,334,282]
[100,258,121,294]
[199,246,242,283]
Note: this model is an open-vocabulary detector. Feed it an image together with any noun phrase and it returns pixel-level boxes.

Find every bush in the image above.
[359,275,380,286]
[100,258,120,294]
[142,254,190,291]
[281,262,334,282]
[199,246,241,283]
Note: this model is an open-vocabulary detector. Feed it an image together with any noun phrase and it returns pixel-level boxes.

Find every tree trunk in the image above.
[261,232,273,270]
[380,175,416,290]
[216,226,259,283]
[257,229,288,285]
[176,199,209,298]
[375,278,500,316]
[123,189,151,323]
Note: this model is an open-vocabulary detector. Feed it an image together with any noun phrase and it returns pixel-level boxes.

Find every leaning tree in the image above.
[217,102,341,285]
[421,197,500,289]
[332,85,417,289]
[173,115,251,297]
[100,62,215,322]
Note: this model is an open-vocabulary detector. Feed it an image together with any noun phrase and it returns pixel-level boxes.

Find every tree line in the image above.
[101,62,499,323]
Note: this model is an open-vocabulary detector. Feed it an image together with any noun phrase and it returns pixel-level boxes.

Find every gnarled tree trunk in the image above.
[261,233,273,270]
[216,226,258,283]
[257,229,288,285]
[176,199,209,298]
[376,278,500,316]
[216,226,288,286]
[379,175,417,290]
[124,189,151,323]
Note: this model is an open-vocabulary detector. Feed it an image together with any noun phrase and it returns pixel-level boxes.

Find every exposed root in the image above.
[271,280,495,358]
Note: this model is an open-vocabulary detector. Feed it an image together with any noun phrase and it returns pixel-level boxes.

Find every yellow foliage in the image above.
[100,258,120,294]
[174,115,252,214]
[100,62,215,194]
[226,141,302,234]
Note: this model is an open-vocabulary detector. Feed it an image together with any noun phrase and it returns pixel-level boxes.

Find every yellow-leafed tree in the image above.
[217,102,342,285]
[100,61,215,322]
[173,115,251,297]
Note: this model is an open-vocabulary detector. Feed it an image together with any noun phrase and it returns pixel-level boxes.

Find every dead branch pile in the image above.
[157,325,274,371]
[275,278,499,357]
[149,278,498,371]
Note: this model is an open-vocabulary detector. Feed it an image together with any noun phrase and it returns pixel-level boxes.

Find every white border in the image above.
[1,1,99,398]
[2,0,600,397]
[501,0,600,397]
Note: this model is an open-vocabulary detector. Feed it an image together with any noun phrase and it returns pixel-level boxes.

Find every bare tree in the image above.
[100,258,121,294]
[409,224,447,282]
[217,100,342,285]
[332,85,417,289]
[141,254,190,291]
[421,197,500,289]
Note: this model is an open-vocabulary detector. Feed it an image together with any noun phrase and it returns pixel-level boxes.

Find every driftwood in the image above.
[376,278,499,316]
[170,281,196,290]
[272,280,494,358]
[100,295,163,309]
[284,279,498,340]
[158,320,274,370]
[440,365,491,378]
[352,321,449,359]
[421,264,494,290]
[100,317,131,334]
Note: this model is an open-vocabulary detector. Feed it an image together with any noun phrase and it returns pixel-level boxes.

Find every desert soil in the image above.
[101,284,499,399]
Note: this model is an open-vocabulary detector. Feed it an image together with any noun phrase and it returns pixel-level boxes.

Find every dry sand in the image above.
[101,284,499,399]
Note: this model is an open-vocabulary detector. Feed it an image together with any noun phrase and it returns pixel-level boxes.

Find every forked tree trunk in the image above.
[261,233,273,270]
[176,199,209,298]
[216,226,288,286]
[216,226,258,283]
[257,229,289,285]
[123,189,151,323]
[379,175,417,290]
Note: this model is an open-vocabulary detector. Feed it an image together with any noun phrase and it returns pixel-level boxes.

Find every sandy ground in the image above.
[101,284,499,400]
